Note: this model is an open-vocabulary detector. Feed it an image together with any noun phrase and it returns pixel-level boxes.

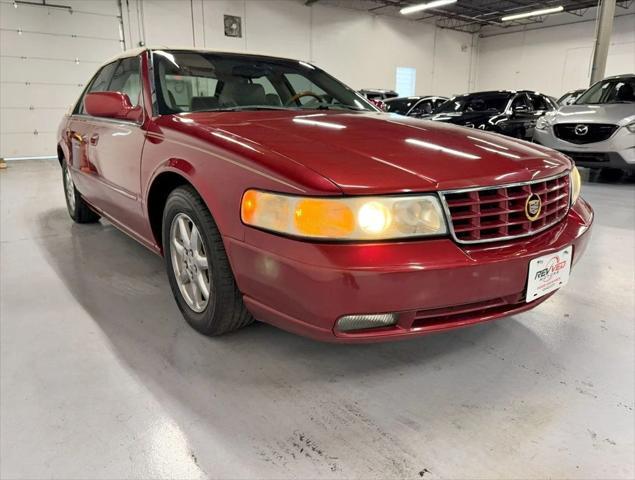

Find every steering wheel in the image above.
[285,91,323,106]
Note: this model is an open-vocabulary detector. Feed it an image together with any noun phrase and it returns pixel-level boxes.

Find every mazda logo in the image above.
[574,124,589,136]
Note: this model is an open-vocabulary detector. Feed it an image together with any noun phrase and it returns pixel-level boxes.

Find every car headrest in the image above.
[219,83,266,106]
[191,96,219,111]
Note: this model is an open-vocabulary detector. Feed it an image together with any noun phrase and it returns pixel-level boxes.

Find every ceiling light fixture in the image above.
[400,0,457,15]
[501,5,564,22]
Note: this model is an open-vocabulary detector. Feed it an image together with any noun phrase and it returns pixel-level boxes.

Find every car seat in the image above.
[218,83,266,106]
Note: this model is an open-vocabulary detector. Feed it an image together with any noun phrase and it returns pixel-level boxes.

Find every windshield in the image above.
[152,50,375,114]
[435,92,512,114]
[575,78,635,104]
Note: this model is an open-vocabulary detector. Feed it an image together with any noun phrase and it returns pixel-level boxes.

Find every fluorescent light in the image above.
[501,5,563,22]
[3,155,58,161]
[400,0,456,15]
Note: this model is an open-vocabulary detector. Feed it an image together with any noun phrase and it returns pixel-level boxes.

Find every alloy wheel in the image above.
[169,213,211,312]
[64,166,76,212]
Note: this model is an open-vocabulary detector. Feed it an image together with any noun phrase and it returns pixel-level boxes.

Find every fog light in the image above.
[336,313,398,332]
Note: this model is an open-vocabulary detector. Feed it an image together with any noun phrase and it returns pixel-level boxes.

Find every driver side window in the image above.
[410,99,433,116]
[511,94,532,112]
[108,57,142,107]
[528,94,549,112]
[74,61,117,114]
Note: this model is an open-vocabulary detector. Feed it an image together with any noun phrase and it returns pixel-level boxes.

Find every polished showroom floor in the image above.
[1,160,633,479]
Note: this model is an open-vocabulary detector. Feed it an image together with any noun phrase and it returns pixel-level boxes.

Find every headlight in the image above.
[536,115,553,130]
[626,121,635,133]
[241,190,447,240]
[570,166,581,205]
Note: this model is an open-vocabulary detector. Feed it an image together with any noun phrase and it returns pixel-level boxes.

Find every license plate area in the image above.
[526,246,572,302]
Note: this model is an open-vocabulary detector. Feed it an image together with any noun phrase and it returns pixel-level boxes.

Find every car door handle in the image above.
[90,134,99,146]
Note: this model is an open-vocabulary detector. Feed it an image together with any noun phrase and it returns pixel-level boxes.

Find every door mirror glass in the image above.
[84,91,142,122]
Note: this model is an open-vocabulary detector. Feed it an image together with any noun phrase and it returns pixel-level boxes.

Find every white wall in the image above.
[475,7,635,97]
[5,0,632,159]
[122,0,474,97]
[0,0,122,157]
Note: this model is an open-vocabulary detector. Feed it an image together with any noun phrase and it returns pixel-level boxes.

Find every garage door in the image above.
[0,0,124,158]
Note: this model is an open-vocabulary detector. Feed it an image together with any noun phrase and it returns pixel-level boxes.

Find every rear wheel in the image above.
[62,162,100,223]
[162,186,253,335]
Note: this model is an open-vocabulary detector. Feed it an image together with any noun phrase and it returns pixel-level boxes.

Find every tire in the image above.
[162,185,253,336]
[62,161,100,223]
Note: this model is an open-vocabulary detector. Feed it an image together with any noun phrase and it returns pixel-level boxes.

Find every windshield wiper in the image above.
[195,106,295,112]
[298,104,365,112]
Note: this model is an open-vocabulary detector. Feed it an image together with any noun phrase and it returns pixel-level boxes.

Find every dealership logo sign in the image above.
[534,255,567,283]
[574,124,589,136]
[525,193,542,221]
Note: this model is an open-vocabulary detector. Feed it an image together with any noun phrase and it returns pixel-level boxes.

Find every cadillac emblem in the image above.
[525,193,542,221]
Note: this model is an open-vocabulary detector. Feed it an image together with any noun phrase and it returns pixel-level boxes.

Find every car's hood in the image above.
[552,103,635,125]
[170,111,571,194]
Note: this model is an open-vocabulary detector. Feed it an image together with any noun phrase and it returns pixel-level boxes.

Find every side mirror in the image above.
[84,91,142,122]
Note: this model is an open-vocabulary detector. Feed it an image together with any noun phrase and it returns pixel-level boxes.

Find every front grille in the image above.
[554,123,618,144]
[441,173,570,244]
[562,151,610,164]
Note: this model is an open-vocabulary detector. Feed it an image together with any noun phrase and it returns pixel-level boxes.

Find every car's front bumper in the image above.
[533,126,635,170]
[226,198,593,343]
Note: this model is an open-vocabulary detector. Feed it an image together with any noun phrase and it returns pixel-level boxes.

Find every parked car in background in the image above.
[429,90,558,140]
[359,88,399,100]
[557,88,586,106]
[359,88,399,110]
[57,48,592,342]
[384,96,448,117]
[534,74,635,175]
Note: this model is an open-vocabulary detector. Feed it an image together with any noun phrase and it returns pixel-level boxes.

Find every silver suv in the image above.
[533,74,635,173]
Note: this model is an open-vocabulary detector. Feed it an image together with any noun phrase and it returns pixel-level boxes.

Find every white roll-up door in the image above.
[0,0,123,158]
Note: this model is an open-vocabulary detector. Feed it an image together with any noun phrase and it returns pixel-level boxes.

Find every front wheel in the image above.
[62,162,100,223]
[162,186,253,335]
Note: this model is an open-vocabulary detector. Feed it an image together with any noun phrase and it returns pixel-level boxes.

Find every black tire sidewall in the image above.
[162,189,218,332]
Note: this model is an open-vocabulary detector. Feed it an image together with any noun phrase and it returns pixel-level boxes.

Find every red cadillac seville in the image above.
[57,48,593,342]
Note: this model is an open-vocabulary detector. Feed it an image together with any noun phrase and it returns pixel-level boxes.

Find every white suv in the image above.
[533,74,635,173]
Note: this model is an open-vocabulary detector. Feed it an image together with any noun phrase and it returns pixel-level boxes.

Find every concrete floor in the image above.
[1,159,633,479]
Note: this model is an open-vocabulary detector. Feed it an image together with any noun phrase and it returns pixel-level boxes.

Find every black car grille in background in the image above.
[554,123,619,144]
[442,174,570,244]
[561,151,610,164]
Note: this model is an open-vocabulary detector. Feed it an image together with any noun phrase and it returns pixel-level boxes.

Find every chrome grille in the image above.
[441,173,570,244]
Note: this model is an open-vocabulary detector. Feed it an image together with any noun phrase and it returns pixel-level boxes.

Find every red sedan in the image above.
[57,48,593,342]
